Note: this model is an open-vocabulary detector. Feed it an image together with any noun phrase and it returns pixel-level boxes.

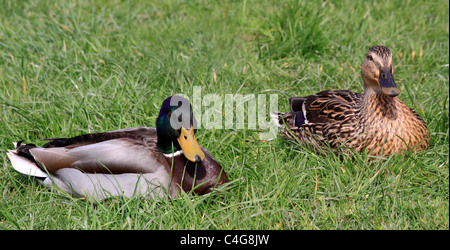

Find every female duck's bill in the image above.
[378,67,399,97]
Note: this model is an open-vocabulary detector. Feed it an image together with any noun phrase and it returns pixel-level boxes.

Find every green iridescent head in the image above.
[156,95,204,163]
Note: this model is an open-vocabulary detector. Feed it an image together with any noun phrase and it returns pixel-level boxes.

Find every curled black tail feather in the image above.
[15,141,38,162]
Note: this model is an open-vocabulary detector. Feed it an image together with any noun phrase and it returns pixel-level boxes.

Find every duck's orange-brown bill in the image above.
[378,68,400,97]
[177,125,205,163]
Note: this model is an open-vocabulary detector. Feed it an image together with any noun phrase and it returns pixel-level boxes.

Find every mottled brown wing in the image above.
[280,90,362,152]
[302,90,362,124]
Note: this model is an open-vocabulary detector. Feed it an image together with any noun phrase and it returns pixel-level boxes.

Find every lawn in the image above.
[0,0,448,230]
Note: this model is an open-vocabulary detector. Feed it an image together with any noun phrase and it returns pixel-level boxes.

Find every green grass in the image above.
[0,0,448,230]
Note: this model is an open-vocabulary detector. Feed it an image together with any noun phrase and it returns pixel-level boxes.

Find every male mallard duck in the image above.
[274,45,429,156]
[7,95,228,201]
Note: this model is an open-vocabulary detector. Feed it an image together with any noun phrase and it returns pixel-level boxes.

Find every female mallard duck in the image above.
[7,95,228,201]
[274,45,429,156]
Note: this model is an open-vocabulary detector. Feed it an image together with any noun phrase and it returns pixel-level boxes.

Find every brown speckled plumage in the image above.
[276,46,429,156]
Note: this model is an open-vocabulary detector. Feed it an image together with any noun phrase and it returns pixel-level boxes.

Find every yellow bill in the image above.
[177,125,205,163]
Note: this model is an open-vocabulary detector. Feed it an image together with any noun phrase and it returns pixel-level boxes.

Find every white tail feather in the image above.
[6,150,48,178]
[302,102,309,124]
[270,112,284,128]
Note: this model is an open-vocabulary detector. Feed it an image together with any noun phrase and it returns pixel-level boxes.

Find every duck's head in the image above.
[361,45,400,97]
[156,95,205,163]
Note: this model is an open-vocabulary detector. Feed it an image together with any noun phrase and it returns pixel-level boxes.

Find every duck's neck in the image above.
[156,136,181,155]
[361,88,399,120]
[162,150,183,158]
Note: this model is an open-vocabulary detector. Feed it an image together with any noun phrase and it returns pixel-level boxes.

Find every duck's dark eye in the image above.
[367,55,374,61]
[178,115,182,123]
[167,111,172,119]
[184,135,187,140]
